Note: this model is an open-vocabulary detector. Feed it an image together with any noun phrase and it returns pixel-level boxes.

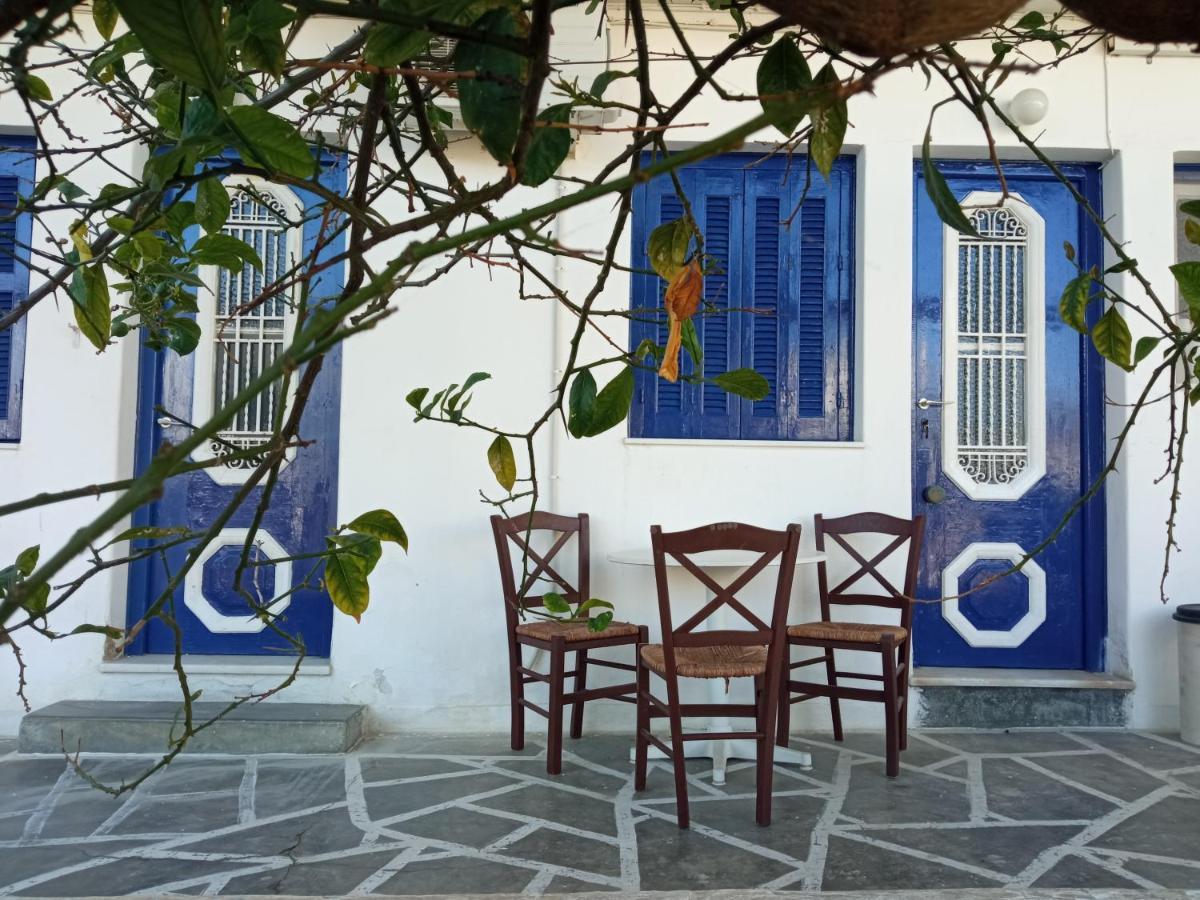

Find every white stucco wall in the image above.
[1,5,1197,738]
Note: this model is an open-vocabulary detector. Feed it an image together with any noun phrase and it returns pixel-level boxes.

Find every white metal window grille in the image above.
[942,194,1046,501]
[956,207,1028,486]
[210,189,294,469]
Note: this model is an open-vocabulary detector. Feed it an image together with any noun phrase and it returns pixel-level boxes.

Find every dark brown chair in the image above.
[776,512,926,777]
[635,522,803,828]
[491,512,647,776]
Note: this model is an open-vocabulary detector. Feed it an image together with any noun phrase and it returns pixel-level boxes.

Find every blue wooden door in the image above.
[126,159,346,656]
[912,161,1106,670]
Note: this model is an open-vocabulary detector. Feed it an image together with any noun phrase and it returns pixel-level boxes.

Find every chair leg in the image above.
[634,652,650,792]
[899,640,911,751]
[665,678,690,829]
[570,649,588,739]
[881,634,899,778]
[825,646,844,742]
[776,642,791,748]
[547,637,566,776]
[757,668,781,826]
[509,642,525,751]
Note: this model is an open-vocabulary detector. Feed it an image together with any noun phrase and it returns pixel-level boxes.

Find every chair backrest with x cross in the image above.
[491,511,589,632]
[650,522,802,674]
[814,512,926,633]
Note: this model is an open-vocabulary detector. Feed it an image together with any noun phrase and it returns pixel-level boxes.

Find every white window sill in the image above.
[99,654,332,676]
[0,443,20,451]
[624,438,866,449]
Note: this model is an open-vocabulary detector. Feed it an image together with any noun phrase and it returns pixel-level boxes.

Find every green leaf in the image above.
[88,32,141,79]
[1180,199,1200,218]
[1016,10,1046,28]
[226,105,314,178]
[164,317,202,355]
[191,233,263,271]
[71,623,123,639]
[69,264,112,351]
[455,8,524,164]
[756,37,811,137]
[331,533,383,575]
[1091,306,1133,371]
[1134,335,1161,365]
[110,525,191,544]
[362,0,478,65]
[406,387,429,411]
[1170,261,1200,325]
[346,509,409,551]
[1058,271,1091,332]
[195,177,230,233]
[567,369,597,438]
[92,0,119,39]
[22,582,50,616]
[521,103,573,187]
[921,125,980,238]
[325,551,370,622]
[809,63,847,178]
[587,610,613,632]
[575,598,613,616]
[1185,218,1200,246]
[23,74,53,102]
[712,368,770,400]
[580,366,634,436]
[542,591,571,614]
[15,546,39,577]
[182,95,219,140]
[680,318,702,368]
[242,0,290,79]
[590,68,636,99]
[647,217,691,280]
[113,0,225,93]
[1106,258,1137,274]
[487,435,517,492]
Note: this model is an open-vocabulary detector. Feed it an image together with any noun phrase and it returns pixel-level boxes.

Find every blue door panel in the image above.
[912,161,1106,670]
[126,154,347,656]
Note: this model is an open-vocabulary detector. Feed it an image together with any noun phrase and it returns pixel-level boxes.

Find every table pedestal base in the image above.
[628,734,812,785]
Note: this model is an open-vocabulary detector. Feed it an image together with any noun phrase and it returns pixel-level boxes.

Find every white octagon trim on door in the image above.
[941,192,1047,502]
[941,541,1046,648]
[183,528,293,634]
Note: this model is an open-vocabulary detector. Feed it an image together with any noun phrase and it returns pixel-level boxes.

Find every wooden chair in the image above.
[635,522,803,828]
[776,512,925,777]
[491,512,647,776]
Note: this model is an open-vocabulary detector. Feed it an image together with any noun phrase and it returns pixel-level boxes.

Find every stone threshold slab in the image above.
[18,699,365,754]
[27,891,1198,899]
[913,667,1135,690]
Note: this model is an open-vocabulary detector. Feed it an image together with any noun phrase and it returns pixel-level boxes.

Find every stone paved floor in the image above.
[0,730,1198,896]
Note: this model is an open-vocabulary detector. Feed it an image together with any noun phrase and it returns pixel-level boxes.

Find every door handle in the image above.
[156,416,178,429]
[916,397,956,410]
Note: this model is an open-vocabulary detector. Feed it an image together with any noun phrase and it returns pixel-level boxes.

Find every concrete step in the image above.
[913,668,1135,728]
[18,700,366,754]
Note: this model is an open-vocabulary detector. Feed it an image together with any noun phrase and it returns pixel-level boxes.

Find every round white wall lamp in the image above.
[1009,87,1050,127]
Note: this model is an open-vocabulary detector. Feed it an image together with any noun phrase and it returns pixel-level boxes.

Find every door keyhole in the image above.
[921,417,930,439]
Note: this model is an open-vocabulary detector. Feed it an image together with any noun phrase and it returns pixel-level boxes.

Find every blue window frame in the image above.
[629,153,855,441]
[0,134,35,442]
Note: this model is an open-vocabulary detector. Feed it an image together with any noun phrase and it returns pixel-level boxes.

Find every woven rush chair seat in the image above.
[787,621,908,644]
[516,619,641,643]
[640,643,768,679]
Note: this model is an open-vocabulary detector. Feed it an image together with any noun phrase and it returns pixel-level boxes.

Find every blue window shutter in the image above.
[631,153,854,442]
[0,136,34,442]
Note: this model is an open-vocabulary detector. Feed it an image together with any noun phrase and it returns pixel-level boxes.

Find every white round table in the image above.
[608,547,826,784]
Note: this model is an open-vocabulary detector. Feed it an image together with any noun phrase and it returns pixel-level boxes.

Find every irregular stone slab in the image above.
[359,756,474,783]
[857,824,1083,875]
[476,783,619,837]
[1121,856,1200,889]
[364,771,519,821]
[841,761,971,824]
[981,758,1116,821]
[922,730,1088,755]
[1088,795,1200,859]
[1031,853,1144,889]
[389,804,526,849]
[1028,752,1168,802]
[500,825,622,878]
[19,701,365,755]
[375,855,536,895]
[216,847,404,896]
[818,833,999,891]
[1072,732,1200,771]
[634,815,794,891]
